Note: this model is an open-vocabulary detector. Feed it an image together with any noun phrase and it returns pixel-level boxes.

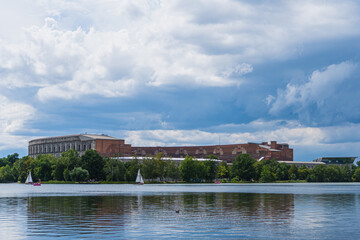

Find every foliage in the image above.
[31,154,56,181]
[203,160,219,182]
[70,167,89,182]
[1,151,360,184]
[217,161,230,179]
[124,158,141,182]
[60,149,80,171]
[179,156,197,182]
[0,165,14,182]
[104,158,126,181]
[231,154,256,181]
[352,168,360,182]
[260,165,276,182]
[80,149,105,180]
[288,165,298,180]
[165,161,180,180]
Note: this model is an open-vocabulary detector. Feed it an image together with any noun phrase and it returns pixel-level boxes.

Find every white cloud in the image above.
[268,61,359,124]
[0,1,358,101]
[0,95,36,150]
[118,121,360,161]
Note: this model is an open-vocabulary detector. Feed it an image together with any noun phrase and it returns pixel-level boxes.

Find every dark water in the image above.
[1,183,360,239]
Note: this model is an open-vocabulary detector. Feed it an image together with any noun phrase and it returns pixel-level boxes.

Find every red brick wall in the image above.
[95,139,293,162]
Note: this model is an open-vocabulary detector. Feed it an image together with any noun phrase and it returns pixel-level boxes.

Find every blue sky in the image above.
[1,0,360,161]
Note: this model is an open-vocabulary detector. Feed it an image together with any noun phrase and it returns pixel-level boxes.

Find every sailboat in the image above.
[25,171,33,184]
[135,169,144,185]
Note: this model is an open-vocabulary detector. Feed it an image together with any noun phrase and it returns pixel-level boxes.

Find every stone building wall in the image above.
[28,135,293,162]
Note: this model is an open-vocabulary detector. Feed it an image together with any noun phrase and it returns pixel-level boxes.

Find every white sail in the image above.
[25,171,33,184]
[136,169,144,184]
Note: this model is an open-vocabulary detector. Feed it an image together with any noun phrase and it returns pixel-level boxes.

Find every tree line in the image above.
[0,151,360,183]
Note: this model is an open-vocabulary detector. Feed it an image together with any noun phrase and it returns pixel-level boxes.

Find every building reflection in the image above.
[26,192,295,236]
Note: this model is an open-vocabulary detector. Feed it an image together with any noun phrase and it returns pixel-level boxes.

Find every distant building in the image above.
[28,134,293,162]
[28,134,131,158]
[278,161,325,169]
[313,157,357,168]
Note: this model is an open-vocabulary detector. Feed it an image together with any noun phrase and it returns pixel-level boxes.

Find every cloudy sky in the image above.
[1,0,360,161]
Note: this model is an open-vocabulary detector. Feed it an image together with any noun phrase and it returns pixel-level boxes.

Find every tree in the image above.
[165,161,180,181]
[124,158,141,182]
[12,156,29,182]
[260,165,276,182]
[52,157,67,181]
[194,160,206,182]
[276,163,290,181]
[31,154,55,181]
[80,149,105,180]
[179,156,196,182]
[203,160,219,182]
[298,166,310,180]
[307,165,327,182]
[288,164,299,180]
[60,149,80,171]
[217,161,230,179]
[70,167,89,182]
[0,165,14,182]
[231,154,256,181]
[353,168,360,182]
[341,165,353,182]
[326,165,341,182]
[142,158,158,181]
[104,158,126,181]
[206,154,218,160]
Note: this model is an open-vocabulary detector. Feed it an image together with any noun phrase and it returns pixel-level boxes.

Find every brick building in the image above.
[28,134,293,162]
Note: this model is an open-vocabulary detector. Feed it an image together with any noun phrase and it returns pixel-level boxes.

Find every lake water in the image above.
[1,183,360,239]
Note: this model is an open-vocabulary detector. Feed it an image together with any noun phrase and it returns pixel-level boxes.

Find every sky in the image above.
[1,0,360,161]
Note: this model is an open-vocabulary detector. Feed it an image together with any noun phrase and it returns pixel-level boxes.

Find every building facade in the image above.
[28,134,132,158]
[28,134,293,162]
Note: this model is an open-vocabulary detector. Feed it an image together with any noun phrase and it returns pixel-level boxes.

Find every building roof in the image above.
[29,134,121,143]
[313,157,357,164]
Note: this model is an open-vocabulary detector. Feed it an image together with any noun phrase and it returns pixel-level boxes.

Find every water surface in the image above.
[1,183,359,239]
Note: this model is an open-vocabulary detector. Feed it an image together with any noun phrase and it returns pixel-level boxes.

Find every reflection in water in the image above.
[23,193,295,239]
[0,186,359,239]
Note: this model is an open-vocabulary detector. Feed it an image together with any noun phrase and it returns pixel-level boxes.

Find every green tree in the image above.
[326,165,342,182]
[231,154,256,181]
[31,154,55,181]
[165,161,180,181]
[260,165,276,182]
[70,167,89,182]
[206,154,218,160]
[217,161,230,179]
[0,165,14,182]
[179,156,196,182]
[276,163,290,180]
[104,158,126,181]
[124,158,141,182]
[298,166,310,180]
[52,157,67,181]
[80,149,105,180]
[288,164,299,180]
[194,160,206,182]
[203,160,219,182]
[142,158,158,181]
[341,165,353,182]
[307,165,327,182]
[352,168,360,182]
[63,168,70,181]
[12,156,29,182]
[60,149,80,171]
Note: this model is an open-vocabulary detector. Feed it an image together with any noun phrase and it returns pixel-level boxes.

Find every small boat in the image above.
[135,169,144,185]
[25,171,33,184]
[33,179,41,186]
